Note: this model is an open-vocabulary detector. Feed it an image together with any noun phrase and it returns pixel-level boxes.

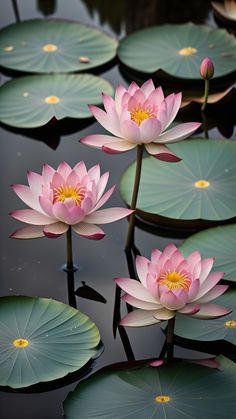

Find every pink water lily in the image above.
[10,161,133,240]
[115,244,230,326]
[80,79,201,162]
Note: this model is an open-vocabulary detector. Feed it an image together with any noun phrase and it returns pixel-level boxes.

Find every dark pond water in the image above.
[0,1,235,418]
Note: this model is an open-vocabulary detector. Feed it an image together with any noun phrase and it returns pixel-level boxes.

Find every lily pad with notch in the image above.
[0,19,118,73]
[118,23,236,79]
[120,140,236,230]
[0,296,100,389]
[64,356,236,419]
[180,224,236,282]
[0,73,113,128]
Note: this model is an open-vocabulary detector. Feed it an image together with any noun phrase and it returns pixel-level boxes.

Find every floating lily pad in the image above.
[118,23,236,79]
[180,224,236,282]
[0,19,118,73]
[0,296,100,388]
[0,73,113,128]
[175,290,236,344]
[64,356,236,419]
[120,140,236,227]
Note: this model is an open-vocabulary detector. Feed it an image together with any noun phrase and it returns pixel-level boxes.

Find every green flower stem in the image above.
[166,316,176,362]
[201,110,209,139]
[201,79,209,112]
[66,226,74,271]
[125,144,144,250]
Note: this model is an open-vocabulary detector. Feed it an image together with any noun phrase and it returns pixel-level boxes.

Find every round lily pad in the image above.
[180,224,236,282]
[118,23,236,79]
[175,290,236,344]
[0,296,100,388]
[0,73,113,128]
[0,19,118,73]
[64,356,236,418]
[120,140,236,226]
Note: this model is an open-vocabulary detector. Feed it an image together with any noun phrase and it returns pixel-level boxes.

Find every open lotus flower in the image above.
[80,79,201,162]
[115,244,231,326]
[10,161,133,240]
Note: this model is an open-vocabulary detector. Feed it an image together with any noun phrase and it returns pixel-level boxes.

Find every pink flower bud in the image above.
[200,57,214,80]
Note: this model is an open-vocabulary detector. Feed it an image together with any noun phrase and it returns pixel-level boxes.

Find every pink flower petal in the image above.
[89,105,121,137]
[122,294,161,310]
[178,303,200,315]
[10,209,55,225]
[199,258,215,283]
[50,172,65,189]
[127,81,139,95]
[102,140,136,154]
[153,308,175,320]
[160,289,188,310]
[88,164,100,185]
[156,122,201,144]
[187,278,200,301]
[193,271,224,301]
[27,171,43,195]
[151,249,162,264]
[132,89,146,106]
[145,143,181,162]
[85,207,134,224]
[192,303,232,319]
[164,92,182,130]
[140,79,155,96]
[92,186,115,212]
[11,184,41,212]
[42,164,55,183]
[136,255,150,286]
[81,197,94,214]
[39,195,54,217]
[119,309,160,327]
[139,118,162,143]
[52,202,85,224]
[114,85,127,115]
[96,172,109,201]
[73,161,88,178]
[57,161,72,179]
[80,134,126,149]
[10,225,44,239]
[196,285,229,304]
[43,222,69,238]
[102,93,115,113]
[115,278,158,303]
[186,251,201,276]
[72,222,105,240]
[147,86,164,109]
[120,120,140,142]
[149,359,164,367]
[66,170,80,187]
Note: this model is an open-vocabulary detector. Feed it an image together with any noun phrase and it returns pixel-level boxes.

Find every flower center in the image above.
[44,95,60,104]
[158,270,191,290]
[129,108,156,126]
[42,43,58,52]
[155,395,171,403]
[178,47,198,55]
[225,320,236,327]
[13,338,29,348]
[53,185,86,205]
[194,179,210,188]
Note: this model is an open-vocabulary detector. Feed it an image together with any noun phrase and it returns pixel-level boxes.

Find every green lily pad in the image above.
[175,290,236,344]
[0,73,113,128]
[118,23,236,79]
[0,19,118,73]
[0,296,100,388]
[180,224,236,282]
[120,140,236,225]
[64,356,236,418]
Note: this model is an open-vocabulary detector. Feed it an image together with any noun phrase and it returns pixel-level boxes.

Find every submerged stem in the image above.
[65,226,75,272]
[125,144,144,250]
[166,316,176,362]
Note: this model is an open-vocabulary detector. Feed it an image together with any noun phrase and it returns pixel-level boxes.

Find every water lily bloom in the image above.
[10,161,133,240]
[200,57,214,80]
[80,79,201,162]
[115,244,230,326]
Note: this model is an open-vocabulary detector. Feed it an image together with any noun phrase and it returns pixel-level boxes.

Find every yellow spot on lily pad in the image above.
[4,46,14,52]
[194,179,210,188]
[42,44,58,52]
[45,95,60,104]
[225,320,236,327]
[179,47,198,55]
[23,92,29,97]
[13,338,29,348]
[79,56,90,63]
[155,395,171,403]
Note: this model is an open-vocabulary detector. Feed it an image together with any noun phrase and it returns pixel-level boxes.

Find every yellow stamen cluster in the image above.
[13,338,29,348]
[158,270,191,290]
[155,395,171,403]
[194,179,210,188]
[130,108,156,126]
[53,185,86,206]
[44,96,60,104]
[225,320,236,327]
[42,44,58,52]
